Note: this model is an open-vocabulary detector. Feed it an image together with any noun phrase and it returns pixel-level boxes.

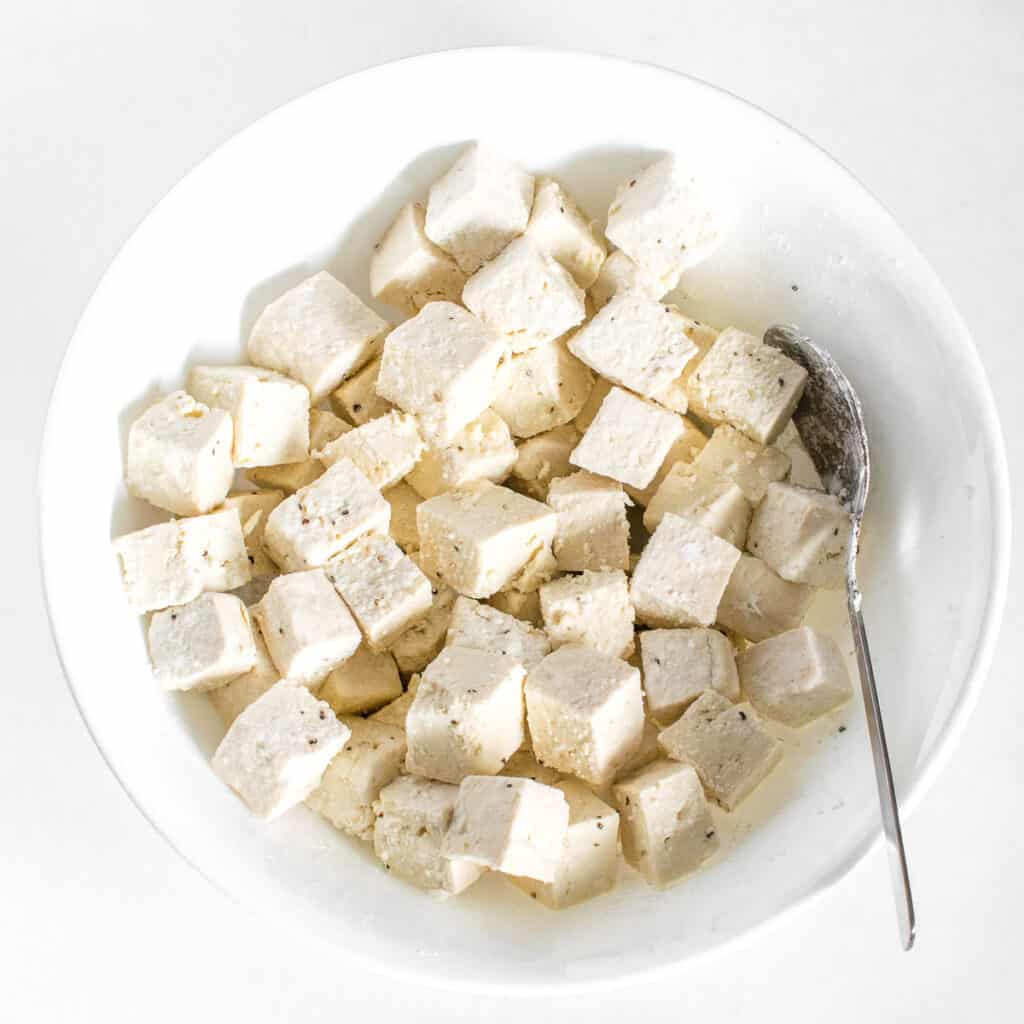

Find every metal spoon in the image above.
[764,323,916,951]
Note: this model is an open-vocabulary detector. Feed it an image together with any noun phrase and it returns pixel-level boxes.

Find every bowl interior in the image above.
[40,49,1007,989]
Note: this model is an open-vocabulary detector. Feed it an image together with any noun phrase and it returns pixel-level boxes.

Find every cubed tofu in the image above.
[717,553,814,642]
[416,482,557,599]
[244,409,350,494]
[510,424,580,500]
[318,410,424,491]
[445,596,550,671]
[370,674,421,728]
[643,462,751,547]
[405,646,526,783]
[424,143,534,273]
[613,760,718,886]
[318,644,403,715]
[124,390,234,515]
[389,563,458,674]
[695,425,790,503]
[589,249,666,311]
[488,589,542,626]
[329,357,392,426]
[248,271,389,400]
[736,626,853,726]
[658,690,782,810]
[747,482,852,589]
[639,628,739,725]
[208,627,281,726]
[383,482,423,551]
[252,570,361,687]
[212,681,349,819]
[623,415,708,507]
[219,490,284,577]
[370,201,467,315]
[526,645,644,786]
[540,571,635,660]
[546,471,630,572]
[525,176,606,289]
[686,329,807,444]
[776,420,824,491]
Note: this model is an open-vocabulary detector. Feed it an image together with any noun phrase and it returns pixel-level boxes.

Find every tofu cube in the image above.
[244,409,350,494]
[329,357,392,426]
[124,390,234,515]
[405,646,526,783]
[219,490,284,577]
[370,201,466,315]
[777,420,825,491]
[539,571,635,660]
[252,569,361,687]
[382,482,423,551]
[588,249,665,311]
[488,588,542,626]
[736,626,853,726]
[208,628,281,726]
[631,513,741,628]
[212,681,349,820]
[643,462,752,547]
[747,482,852,589]
[248,271,389,400]
[510,424,580,500]
[445,596,550,671]
[695,425,790,503]
[612,760,718,886]
[525,645,644,786]
[624,416,709,507]
[318,644,402,715]
[370,674,420,729]
[546,471,630,572]
[390,559,458,674]
[717,553,814,642]
[319,410,424,490]
[524,176,606,289]
[424,143,534,273]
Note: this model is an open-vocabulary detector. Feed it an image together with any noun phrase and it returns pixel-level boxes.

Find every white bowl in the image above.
[40,48,1010,991]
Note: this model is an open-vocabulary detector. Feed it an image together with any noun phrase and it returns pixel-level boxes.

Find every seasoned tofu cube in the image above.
[445,596,550,671]
[219,490,284,577]
[510,424,580,500]
[305,716,406,839]
[373,775,484,894]
[613,760,718,886]
[248,271,389,400]
[370,201,466,315]
[405,647,526,783]
[631,513,741,628]
[695,425,790,503]
[262,458,390,572]
[547,471,630,572]
[540,571,635,660]
[212,681,349,819]
[252,569,361,687]
[500,749,563,784]
[370,674,421,728]
[747,482,852,589]
[526,645,644,786]
[383,482,423,551]
[319,410,424,491]
[244,409,350,494]
[492,338,594,438]
[588,249,666,311]
[525,176,606,288]
[658,691,782,810]
[643,462,752,547]
[208,628,281,726]
[570,387,684,489]
[390,562,458,674]
[624,416,708,507]
[125,390,233,515]
[424,143,534,273]
[416,482,557,599]
[736,626,853,726]
[318,644,402,715]
[406,410,517,499]
[444,775,569,881]
[686,329,807,444]
[639,628,739,725]
[325,533,433,651]
[717,553,814,642]
[147,592,256,692]
[488,589,542,626]
[329,357,392,426]
[776,420,824,491]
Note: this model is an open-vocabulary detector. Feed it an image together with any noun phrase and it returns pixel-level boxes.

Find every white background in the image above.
[3,2,1021,1020]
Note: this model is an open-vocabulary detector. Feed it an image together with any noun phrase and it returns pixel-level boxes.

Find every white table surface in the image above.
[4,2,1021,1020]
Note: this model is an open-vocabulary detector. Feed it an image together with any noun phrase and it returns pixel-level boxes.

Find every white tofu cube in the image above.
[525,645,644,786]
[777,420,824,491]
[510,424,579,499]
[319,410,424,490]
[695,425,791,503]
[245,409,350,494]
[445,596,550,671]
[736,626,853,726]
[208,628,281,726]
[382,482,423,551]
[125,390,234,515]
[631,513,741,628]
[540,571,635,660]
[219,490,284,577]
[488,589,542,626]
[329,357,392,426]
[370,674,420,729]
[525,176,606,289]
[318,644,402,715]
[212,681,349,820]
[623,415,708,507]
[424,143,534,273]
[717,553,814,642]
[248,272,389,400]
[389,570,458,675]
[546,471,630,572]
[589,249,665,311]
[643,462,752,547]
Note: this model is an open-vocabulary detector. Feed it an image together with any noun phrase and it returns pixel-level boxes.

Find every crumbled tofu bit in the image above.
[613,717,662,782]
[525,644,644,786]
[524,176,607,289]
[444,775,570,881]
[624,415,708,506]
[416,481,557,599]
[612,760,718,886]
[405,646,526,783]
[639,628,740,725]
[370,201,467,315]
[329,357,393,426]
[262,458,390,572]
[658,690,782,810]
[208,628,281,726]
[318,410,424,490]
[492,338,594,438]
[376,301,505,445]
[570,386,685,489]
[500,749,563,784]
[686,328,808,444]
[776,420,825,491]
[186,365,310,468]
[695,425,791,503]
[147,592,256,692]
[736,626,853,726]
[540,571,636,659]
[717,553,814,642]
[318,644,403,715]
[547,471,630,572]
[219,490,284,577]
[446,596,550,671]
[245,409,350,494]
[589,248,666,311]
[631,513,742,628]
[511,424,580,499]
[406,410,517,499]
[463,236,586,352]
[382,482,423,551]
[212,681,350,820]
[390,558,458,674]
[325,533,433,651]
[605,156,720,291]
[370,674,421,728]
[247,271,389,401]
[305,716,406,839]
[643,462,752,547]
[573,376,613,433]
[424,143,535,273]
[124,390,234,515]
[252,569,361,687]
[488,588,543,626]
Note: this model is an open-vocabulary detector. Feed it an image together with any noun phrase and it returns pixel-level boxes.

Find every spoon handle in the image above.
[847,586,916,950]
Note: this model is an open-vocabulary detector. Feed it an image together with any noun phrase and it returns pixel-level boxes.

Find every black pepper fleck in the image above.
[738,710,747,720]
